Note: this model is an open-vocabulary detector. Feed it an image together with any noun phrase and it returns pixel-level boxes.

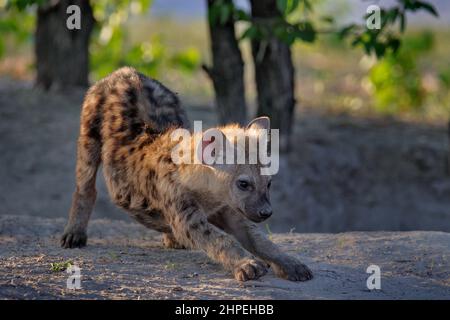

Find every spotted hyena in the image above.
[61,67,313,282]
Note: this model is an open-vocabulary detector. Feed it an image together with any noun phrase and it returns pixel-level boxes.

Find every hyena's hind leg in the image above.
[61,134,101,248]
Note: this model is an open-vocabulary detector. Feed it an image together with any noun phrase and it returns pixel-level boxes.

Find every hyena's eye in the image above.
[237,179,252,191]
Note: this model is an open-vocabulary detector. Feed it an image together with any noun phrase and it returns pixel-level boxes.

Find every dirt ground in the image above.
[0,79,449,233]
[0,215,449,299]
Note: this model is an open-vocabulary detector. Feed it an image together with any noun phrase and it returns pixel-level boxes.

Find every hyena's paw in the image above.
[272,256,313,282]
[61,229,87,249]
[233,258,268,282]
[162,233,186,250]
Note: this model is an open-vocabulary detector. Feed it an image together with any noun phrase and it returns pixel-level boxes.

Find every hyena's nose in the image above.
[258,208,272,219]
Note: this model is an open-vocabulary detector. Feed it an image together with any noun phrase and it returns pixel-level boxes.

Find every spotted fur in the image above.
[61,67,312,282]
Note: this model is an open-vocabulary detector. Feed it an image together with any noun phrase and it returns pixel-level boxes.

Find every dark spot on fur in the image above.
[179,199,196,212]
[165,198,173,208]
[148,169,156,180]
[144,85,158,106]
[109,143,118,167]
[148,208,162,216]
[129,147,135,155]
[151,187,160,201]
[158,154,172,164]
[129,122,143,138]
[191,223,199,230]
[203,229,211,236]
[126,87,138,105]
[185,210,194,221]
[86,97,105,141]
[138,137,153,150]
[118,123,127,132]
[122,107,138,119]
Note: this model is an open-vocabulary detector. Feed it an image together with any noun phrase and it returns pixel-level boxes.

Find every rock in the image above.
[0,215,448,299]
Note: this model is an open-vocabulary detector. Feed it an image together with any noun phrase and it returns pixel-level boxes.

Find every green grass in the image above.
[265,223,274,241]
[50,260,73,272]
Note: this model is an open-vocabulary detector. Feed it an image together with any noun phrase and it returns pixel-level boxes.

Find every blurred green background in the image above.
[0,0,449,122]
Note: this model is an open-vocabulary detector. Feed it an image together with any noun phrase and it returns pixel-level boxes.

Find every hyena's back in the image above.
[81,66,189,150]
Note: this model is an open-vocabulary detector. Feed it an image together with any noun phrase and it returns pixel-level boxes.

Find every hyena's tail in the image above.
[76,93,103,189]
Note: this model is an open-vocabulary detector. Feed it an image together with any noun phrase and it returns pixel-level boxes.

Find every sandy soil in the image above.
[1,79,450,233]
[0,215,449,299]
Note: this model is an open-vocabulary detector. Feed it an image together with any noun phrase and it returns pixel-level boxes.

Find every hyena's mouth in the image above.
[237,208,268,223]
[251,215,270,223]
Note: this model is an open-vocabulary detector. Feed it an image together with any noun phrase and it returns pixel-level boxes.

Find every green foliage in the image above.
[1,0,200,79]
[208,0,235,25]
[50,260,73,272]
[265,223,273,241]
[236,0,318,45]
[0,1,35,58]
[340,0,438,58]
[90,0,154,79]
[277,0,301,16]
[3,0,46,11]
[209,0,438,59]
[369,31,434,114]
[170,47,201,73]
[89,0,201,80]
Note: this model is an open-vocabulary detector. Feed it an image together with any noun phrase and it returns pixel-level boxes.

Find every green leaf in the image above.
[416,1,439,17]
[240,25,259,41]
[276,0,288,14]
[374,43,386,58]
[170,47,201,73]
[208,4,221,25]
[388,38,401,54]
[219,3,232,25]
[338,24,357,39]
[320,16,334,24]
[386,7,399,24]
[287,0,300,15]
[276,0,300,16]
[234,9,250,22]
[295,22,316,43]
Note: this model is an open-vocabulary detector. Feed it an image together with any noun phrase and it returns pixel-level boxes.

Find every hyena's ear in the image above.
[246,116,270,130]
[195,128,226,166]
[247,116,271,152]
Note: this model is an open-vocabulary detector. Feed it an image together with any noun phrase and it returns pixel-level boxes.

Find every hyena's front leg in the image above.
[219,214,313,281]
[167,201,267,281]
[61,136,100,248]
[162,232,186,249]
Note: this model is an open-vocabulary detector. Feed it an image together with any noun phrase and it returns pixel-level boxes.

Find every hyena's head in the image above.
[196,117,273,223]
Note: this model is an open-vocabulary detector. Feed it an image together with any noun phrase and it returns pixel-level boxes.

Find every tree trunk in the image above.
[205,0,247,125]
[250,0,295,152]
[35,0,94,90]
